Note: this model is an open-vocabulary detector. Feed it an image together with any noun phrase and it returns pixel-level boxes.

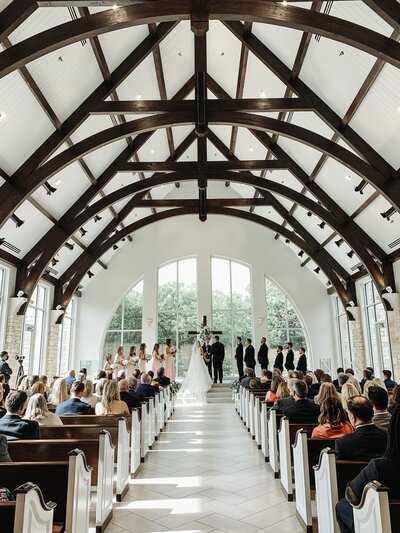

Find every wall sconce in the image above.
[146,318,153,327]
[256,317,264,327]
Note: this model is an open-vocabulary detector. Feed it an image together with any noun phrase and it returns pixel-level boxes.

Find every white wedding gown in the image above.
[178,341,213,404]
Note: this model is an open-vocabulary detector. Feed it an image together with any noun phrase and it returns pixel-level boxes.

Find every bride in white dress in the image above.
[178,340,213,404]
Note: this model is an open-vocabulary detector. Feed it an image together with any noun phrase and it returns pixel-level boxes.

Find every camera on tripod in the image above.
[15,354,25,364]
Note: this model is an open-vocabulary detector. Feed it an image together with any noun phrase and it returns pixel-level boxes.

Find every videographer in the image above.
[0,352,12,385]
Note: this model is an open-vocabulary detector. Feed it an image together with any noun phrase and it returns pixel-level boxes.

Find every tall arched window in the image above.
[104,280,143,356]
[157,258,197,377]
[211,258,252,376]
[265,277,308,352]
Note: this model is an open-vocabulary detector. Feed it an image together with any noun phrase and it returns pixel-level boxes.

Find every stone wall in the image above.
[46,322,61,378]
[349,317,367,378]
[3,313,24,388]
[387,308,400,380]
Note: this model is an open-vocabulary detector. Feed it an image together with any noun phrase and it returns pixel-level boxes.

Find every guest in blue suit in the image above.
[55,381,91,414]
[0,390,40,440]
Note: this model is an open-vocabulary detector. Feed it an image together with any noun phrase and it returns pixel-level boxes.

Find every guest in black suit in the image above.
[136,373,156,398]
[335,396,387,460]
[260,370,272,391]
[336,406,400,533]
[0,351,13,385]
[244,339,256,374]
[0,435,11,461]
[0,391,40,440]
[56,381,91,415]
[284,342,295,371]
[359,368,373,393]
[154,367,171,387]
[273,345,284,372]
[282,380,320,423]
[240,368,260,388]
[296,347,308,374]
[118,379,141,409]
[202,339,213,378]
[211,336,225,384]
[333,367,344,388]
[127,377,145,402]
[257,337,269,371]
[272,377,297,411]
[235,337,244,378]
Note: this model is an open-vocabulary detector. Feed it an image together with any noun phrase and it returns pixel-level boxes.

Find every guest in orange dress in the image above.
[311,397,354,439]
[265,375,285,402]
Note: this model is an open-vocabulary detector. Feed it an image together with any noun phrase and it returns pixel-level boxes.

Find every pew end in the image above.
[352,481,393,533]
[14,482,57,533]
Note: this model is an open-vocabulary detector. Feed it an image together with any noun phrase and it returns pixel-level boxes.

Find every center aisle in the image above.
[107,403,302,533]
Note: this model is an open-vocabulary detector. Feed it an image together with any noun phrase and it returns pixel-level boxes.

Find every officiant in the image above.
[201,339,213,378]
[211,336,225,384]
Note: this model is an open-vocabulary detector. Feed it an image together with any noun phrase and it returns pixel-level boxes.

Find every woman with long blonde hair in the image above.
[24,393,63,425]
[341,382,360,411]
[95,380,129,416]
[48,377,69,406]
[314,382,340,405]
[345,373,362,394]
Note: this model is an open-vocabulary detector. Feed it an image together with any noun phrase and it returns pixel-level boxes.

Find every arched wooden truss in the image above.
[0,0,399,319]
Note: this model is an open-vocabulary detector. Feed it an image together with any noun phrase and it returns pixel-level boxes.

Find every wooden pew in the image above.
[313,448,368,533]
[352,481,400,533]
[279,420,317,501]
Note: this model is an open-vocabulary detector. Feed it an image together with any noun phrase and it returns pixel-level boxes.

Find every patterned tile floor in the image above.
[102,403,302,533]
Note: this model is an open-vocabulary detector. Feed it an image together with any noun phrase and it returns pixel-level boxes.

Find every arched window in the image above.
[265,277,308,352]
[157,258,197,377]
[211,258,252,376]
[103,280,143,356]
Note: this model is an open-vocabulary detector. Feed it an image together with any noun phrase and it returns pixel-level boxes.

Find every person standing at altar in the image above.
[211,336,225,384]
[152,343,162,374]
[285,342,295,371]
[164,339,176,381]
[125,346,137,380]
[257,337,269,371]
[296,347,308,374]
[202,339,213,378]
[139,343,148,373]
[235,337,244,378]
[113,346,125,379]
[273,345,284,372]
[244,338,256,374]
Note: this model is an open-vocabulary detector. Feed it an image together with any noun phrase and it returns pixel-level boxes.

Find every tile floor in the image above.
[104,402,302,533]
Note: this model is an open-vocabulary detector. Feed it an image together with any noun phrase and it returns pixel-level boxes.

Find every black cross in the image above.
[188,315,222,336]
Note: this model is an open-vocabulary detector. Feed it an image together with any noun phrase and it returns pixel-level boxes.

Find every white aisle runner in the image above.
[106,403,302,533]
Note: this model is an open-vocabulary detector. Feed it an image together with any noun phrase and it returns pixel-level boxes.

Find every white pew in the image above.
[13,483,55,533]
[254,396,261,448]
[130,408,141,476]
[278,417,293,501]
[353,482,392,533]
[66,449,92,533]
[158,390,165,432]
[249,391,255,437]
[140,401,149,462]
[293,430,312,532]
[268,408,279,478]
[314,448,340,533]
[148,397,156,448]
[96,430,115,533]
[116,418,130,502]
[154,394,160,439]
[260,401,269,461]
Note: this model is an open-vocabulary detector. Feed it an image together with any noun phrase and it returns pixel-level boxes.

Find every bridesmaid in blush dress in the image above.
[152,343,162,374]
[139,343,148,373]
[113,346,125,379]
[103,354,113,378]
[164,338,176,382]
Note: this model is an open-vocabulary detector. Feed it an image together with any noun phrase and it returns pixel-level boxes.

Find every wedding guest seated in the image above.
[93,370,107,384]
[249,379,259,390]
[334,396,387,460]
[30,381,46,397]
[136,373,156,398]
[359,368,372,393]
[80,368,87,380]
[333,367,344,388]
[345,373,362,394]
[55,381,91,415]
[0,434,11,461]
[282,380,320,423]
[240,368,259,388]
[368,386,391,431]
[311,369,324,393]
[288,370,299,379]
[336,406,400,533]
[128,377,145,402]
[296,370,304,381]
[66,369,76,388]
[47,377,69,407]
[272,378,296,412]
[24,393,63,426]
[95,380,130,416]
[0,375,10,400]
[0,391,40,440]
[133,369,141,380]
[311,397,353,439]
[39,375,49,399]
[336,372,349,391]
[345,368,355,376]
[154,367,171,387]
[276,381,290,401]
[314,382,340,405]
[0,383,6,418]
[304,375,318,399]
[341,383,360,412]
[388,384,400,414]
[117,369,126,382]
[148,370,161,390]
[93,378,107,401]
[82,379,100,408]
[118,379,142,409]
[260,370,272,390]
[383,369,397,390]
[265,375,284,402]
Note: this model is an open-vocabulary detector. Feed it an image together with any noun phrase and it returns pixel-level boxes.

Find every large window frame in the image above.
[363,280,394,377]
[57,299,76,376]
[21,284,48,375]
[334,296,353,370]
[0,266,7,349]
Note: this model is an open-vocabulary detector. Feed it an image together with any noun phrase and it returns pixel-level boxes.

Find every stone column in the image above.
[45,323,61,378]
[349,318,367,378]
[3,314,24,388]
[387,308,400,380]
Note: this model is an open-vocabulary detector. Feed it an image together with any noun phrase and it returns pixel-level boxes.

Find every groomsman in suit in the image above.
[244,339,256,374]
[285,342,295,371]
[296,347,308,374]
[211,336,225,384]
[202,339,213,378]
[273,345,284,372]
[257,337,269,371]
[235,337,244,378]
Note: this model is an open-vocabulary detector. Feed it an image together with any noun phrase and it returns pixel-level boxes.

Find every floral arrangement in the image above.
[122,359,129,366]
[160,354,165,362]
[170,346,177,356]
[230,379,240,393]
[132,356,139,365]
[146,354,151,362]
[198,324,211,342]
[169,381,182,394]
[110,363,117,370]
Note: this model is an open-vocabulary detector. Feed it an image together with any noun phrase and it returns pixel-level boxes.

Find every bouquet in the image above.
[122,359,129,366]
[132,356,139,365]
[110,363,117,370]
[146,354,151,362]
[170,346,177,356]
[198,324,211,342]
[160,354,165,362]
[170,381,182,394]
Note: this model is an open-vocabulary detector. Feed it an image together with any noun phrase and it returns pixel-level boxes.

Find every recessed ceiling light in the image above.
[150,149,155,154]
[345,174,352,181]
[281,0,288,5]
[259,90,266,98]
[55,178,61,186]
[112,4,119,9]
[249,147,254,152]
[136,93,142,101]
[0,112,6,122]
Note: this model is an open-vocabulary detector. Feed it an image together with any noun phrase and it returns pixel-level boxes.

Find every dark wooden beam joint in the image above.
[191,0,210,36]
[199,188,207,222]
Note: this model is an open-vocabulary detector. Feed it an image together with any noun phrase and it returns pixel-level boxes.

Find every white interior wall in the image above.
[73,215,337,372]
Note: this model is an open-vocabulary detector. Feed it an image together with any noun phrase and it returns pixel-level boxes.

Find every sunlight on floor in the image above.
[132,476,202,487]
[118,497,205,514]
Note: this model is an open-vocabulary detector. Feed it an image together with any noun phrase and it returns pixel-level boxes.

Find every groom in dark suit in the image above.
[202,339,213,378]
[211,336,225,384]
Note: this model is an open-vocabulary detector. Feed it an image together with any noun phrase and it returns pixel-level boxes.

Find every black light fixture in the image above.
[354,180,367,195]
[335,238,344,247]
[64,242,74,251]
[347,249,354,258]
[79,227,87,237]
[11,214,25,228]
[380,207,396,221]
[314,267,321,274]
[326,281,332,287]
[318,221,326,229]
[87,270,94,279]
[307,211,312,217]
[298,250,304,257]
[113,244,118,250]
[285,239,290,245]
[51,257,59,267]
[43,181,57,195]
[0,238,5,246]
[94,215,102,223]
[121,237,126,242]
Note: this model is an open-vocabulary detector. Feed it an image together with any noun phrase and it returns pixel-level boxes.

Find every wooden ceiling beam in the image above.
[0,0,37,43]
[117,160,288,172]
[363,0,400,33]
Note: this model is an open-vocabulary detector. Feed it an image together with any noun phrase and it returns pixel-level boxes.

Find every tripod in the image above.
[15,360,25,388]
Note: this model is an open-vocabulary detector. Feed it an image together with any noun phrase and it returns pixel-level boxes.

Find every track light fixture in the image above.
[318,221,326,229]
[87,271,94,279]
[314,267,320,274]
[51,257,59,267]
[298,250,304,257]
[335,238,344,247]
[43,181,57,195]
[64,242,74,251]
[380,207,396,221]
[285,239,290,245]
[0,238,5,246]
[113,244,118,250]
[94,215,102,223]
[354,180,367,195]
[121,238,126,242]
[11,214,25,228]
[326,281,332,287]
[307,211,312,217]
[347,249,354,258]
[79,227,87,237]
